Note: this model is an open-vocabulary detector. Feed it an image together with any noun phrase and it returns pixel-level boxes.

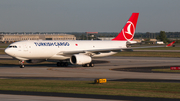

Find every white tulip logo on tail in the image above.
[112,13,139,41]
[123,21,135,41]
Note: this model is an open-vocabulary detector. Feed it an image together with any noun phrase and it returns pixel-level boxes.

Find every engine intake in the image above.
[70,54,92,65]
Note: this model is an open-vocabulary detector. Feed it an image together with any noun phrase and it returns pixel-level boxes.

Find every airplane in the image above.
[4,13,175,68]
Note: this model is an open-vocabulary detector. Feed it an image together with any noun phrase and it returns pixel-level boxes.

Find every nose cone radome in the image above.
[5,48,11,56]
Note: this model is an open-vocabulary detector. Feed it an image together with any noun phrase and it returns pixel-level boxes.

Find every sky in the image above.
[0,0,180,32]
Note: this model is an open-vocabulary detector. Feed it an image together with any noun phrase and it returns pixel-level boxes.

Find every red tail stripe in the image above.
[112,13,139,41]
[166,41,175,47]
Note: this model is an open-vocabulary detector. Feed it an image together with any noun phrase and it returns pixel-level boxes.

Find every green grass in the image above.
[0,49,5,54]
[113,52,180,57]
[0,79,180,99]
[152,68,180,73]
[0,46,7,48]
[0,60,19,65]
[134,47,180,50]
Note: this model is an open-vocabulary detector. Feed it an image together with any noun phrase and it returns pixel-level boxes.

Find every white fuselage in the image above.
[5,40,127,61]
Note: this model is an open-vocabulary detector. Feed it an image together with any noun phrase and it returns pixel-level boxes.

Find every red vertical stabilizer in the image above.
[112,13,139,41]
[166,41,175,47]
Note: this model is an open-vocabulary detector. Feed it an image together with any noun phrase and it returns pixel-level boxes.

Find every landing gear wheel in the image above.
[64,62,68,67]
[57,62,60,67]
[86,64,90,67]
[82,63,94,67]
[60,62,64,67]
[19,60,25,68]
[57,62,69,67]
[20,64,24,68]
[90,63,94,67]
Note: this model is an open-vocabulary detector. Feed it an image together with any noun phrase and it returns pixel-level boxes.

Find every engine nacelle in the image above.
[26,59,46,63]
[70,54,92,65]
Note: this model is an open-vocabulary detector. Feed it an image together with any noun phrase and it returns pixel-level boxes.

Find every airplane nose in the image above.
[5,48,16,57]
[5,48,12,56]
[5,48,9,54]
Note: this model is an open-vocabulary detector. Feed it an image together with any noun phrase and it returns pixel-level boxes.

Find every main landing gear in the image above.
[19,60,25,68]
[56,61,94,67]
[57,62,69,67]
[82,63,94,67]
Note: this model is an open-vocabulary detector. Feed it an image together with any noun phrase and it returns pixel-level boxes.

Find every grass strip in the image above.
[0,79,180,99]
[0,60,19,65]
[133,47,180,50]
[152,68,180,73]
[0,50,5,54]
[0,46,7,48]
[113,52,180,57]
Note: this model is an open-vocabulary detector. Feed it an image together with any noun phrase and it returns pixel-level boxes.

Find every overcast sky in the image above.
[0,0,180,32]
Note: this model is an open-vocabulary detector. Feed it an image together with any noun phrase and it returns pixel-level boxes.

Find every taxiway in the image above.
[0,55,180,101]
[0,55,180,80]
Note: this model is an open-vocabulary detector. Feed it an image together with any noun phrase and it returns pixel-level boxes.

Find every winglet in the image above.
[166,41,175,47]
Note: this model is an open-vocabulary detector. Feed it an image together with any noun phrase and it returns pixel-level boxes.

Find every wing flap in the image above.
[56,48,122,56]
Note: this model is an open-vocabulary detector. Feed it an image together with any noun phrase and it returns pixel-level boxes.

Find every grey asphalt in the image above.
[0,94,120,101]
[0,91,179,101]
[0,55,180,100]
[0,54,12,58]
[0,55,180,80]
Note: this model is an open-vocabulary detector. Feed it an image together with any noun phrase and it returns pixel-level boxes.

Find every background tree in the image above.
[157,31,170,43]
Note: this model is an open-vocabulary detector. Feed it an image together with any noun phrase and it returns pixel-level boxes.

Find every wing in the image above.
[56,41,175,56]
[56,48,132,56]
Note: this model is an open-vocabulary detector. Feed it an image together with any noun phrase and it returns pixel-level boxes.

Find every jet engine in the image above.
[70,54,92,65]
[26,59,46,63]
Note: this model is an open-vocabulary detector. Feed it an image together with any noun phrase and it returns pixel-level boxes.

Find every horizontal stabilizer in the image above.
[126,41,137,44]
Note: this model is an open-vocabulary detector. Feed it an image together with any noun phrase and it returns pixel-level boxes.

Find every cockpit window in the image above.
[8,45,17,48]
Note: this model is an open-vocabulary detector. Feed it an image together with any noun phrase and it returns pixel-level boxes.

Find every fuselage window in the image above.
[8,46,12,48]
[13,46,17,48]
[8,46,17,48]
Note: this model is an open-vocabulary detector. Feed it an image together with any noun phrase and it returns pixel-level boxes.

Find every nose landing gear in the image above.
[19,60,25,68]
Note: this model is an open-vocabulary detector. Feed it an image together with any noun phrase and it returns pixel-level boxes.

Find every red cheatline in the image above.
[170,67,180,70]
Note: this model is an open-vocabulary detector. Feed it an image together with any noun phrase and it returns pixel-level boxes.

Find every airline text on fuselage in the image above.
[34,42,70,46]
